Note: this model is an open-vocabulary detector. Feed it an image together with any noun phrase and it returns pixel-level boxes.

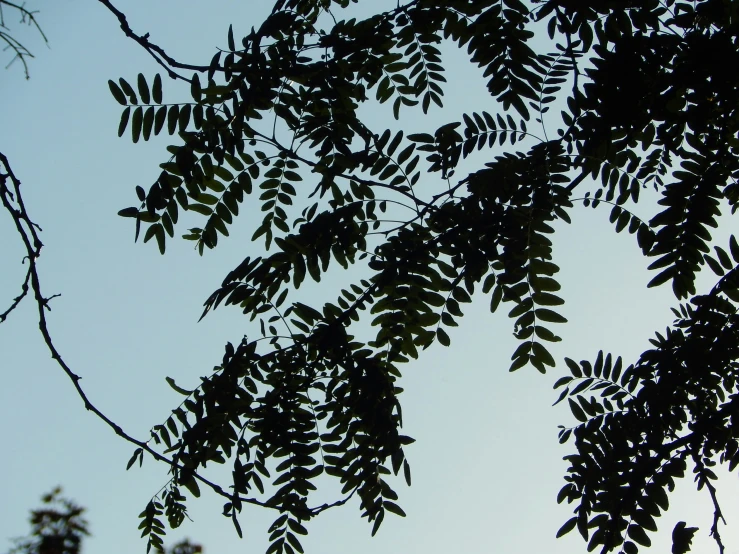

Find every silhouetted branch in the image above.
[0,265,30,323]
[96,0,207,81]
[705,479,726,554]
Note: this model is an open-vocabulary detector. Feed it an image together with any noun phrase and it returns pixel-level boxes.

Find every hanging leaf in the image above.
[137,73,150,104]
[152,73,163,104]
[109,80,128,105]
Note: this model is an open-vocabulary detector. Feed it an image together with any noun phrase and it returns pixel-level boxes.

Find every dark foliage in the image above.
[107,1,739,553]
[4,1,739,554]
[6,489,202,554]
[8,488,89,554]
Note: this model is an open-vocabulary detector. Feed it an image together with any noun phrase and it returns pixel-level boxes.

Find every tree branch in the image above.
[95,0,208,81]
[0,265,30,323]
[705,478,726,554]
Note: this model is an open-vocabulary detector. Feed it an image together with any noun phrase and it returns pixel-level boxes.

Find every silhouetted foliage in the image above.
[4,1,739,554]
[106,1,739,553]
[8,488,88,554]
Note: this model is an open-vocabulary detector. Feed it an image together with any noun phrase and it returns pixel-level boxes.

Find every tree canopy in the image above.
[3,1,739,554]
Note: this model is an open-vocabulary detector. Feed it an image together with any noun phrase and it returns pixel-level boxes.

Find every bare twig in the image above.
[95,0,207,81]
[0,266,30,323]
[705,479,726,554]
[0,0,49,78]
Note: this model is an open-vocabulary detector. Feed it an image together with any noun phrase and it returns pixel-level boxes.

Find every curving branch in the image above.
[95,0,208,82]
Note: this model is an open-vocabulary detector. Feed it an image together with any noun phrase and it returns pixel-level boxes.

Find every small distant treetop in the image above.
[8,488,88,554]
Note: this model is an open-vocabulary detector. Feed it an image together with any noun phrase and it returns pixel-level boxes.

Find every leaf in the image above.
[552,387,569,406]
[154,106,166,135]
[109,80,128,105]
[715,246,733,270]
[647,267,674,288]
[704,255,725,276]
[179,104,191,132]
[509,353,529,372]
[490,285,503,313]
[556,517,577,538]
[191,74,202,102]
[564,357,582,377]
[126,448,143,470]
[143,107,155,141]
[403,459,411,486]
[593,350,604,377]
[628,525,651,547]
[408,133,434,143]
[370,509,385,536]
[228,24,235,51]
[131,106,143,143]
[167,105,180,135]
[387,131,404,155]
[119,78,137,104]
[118,207,138,218]
[165,376,193,395]
[568,398,587,422]
[286,532,304,554]
[232,514,243,538]
[534,308,567,323]
[118,107,131,137]
[570,378,593,396]
[383,501,406,517]
[288,519,308,536]
[532,292,564,306]
[152,73,162,104]
[531,341,555,367]
[633,510,657,532]
[672,521,698,554]
[138,73,150,104]
[182,476,201,498]
[187,204,213,216]
[154,224,165,254]
[730,235,739,263]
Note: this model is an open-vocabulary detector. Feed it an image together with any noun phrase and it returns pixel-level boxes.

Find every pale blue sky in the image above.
[1,2,738,553]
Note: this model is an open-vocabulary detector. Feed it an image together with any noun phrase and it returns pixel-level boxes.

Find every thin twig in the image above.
[705,478,726,554]
[0,0,48,78]
[95,0,207,81]
[0,265,30,323]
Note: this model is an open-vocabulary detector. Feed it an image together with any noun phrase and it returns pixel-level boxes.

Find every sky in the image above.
[1,1,739,554]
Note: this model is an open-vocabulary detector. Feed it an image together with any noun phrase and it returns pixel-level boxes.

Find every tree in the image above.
[7,489,201,554]
[8,488,89,554]
[3,1,739,554]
